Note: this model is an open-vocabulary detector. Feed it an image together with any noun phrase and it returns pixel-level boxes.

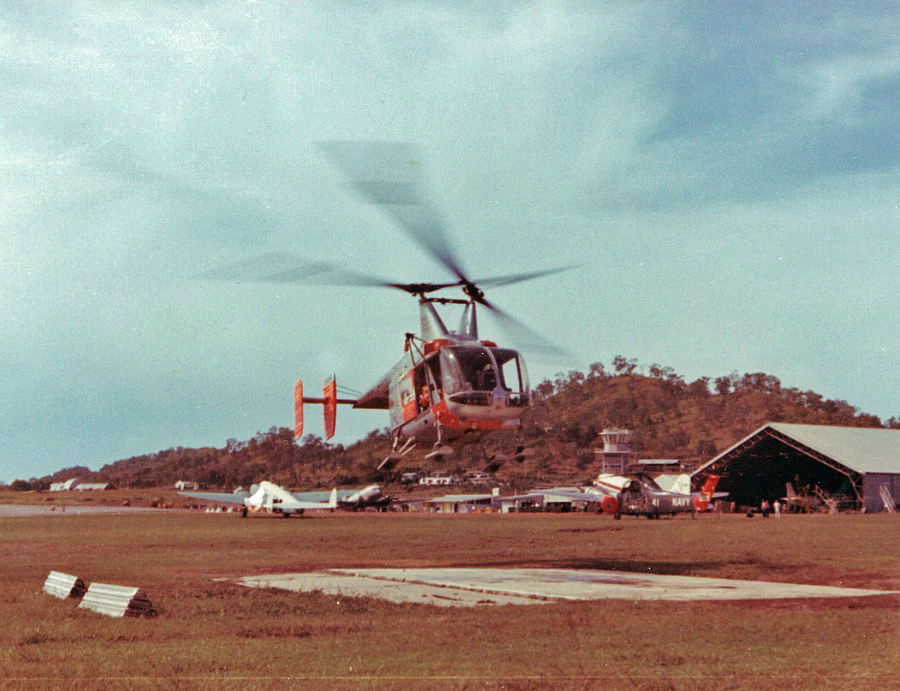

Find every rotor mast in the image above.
[417,294,479,343]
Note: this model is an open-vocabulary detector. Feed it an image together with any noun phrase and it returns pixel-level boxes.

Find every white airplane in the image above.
[180,482,394,516]
[180,481,338,518]
[334,484,391,511]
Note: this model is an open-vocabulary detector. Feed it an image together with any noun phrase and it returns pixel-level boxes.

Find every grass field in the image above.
[0,509,897,689]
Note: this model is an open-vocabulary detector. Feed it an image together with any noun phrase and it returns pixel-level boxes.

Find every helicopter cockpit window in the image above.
[441,346,493,396]
[440,345,530,406]
[491,347,530,405]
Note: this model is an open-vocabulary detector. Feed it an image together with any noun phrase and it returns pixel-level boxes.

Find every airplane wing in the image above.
[178,490,249,505]
[291,489,359,502]
[291,486,389,509]
[179,484,338,510]
[540,490,615,504]
[591,475,629,495]
[505,489,619,515]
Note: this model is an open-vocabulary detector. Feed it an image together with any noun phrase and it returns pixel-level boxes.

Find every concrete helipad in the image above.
[236,568,899,607]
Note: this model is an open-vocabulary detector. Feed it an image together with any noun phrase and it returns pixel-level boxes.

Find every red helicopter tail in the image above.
[294,375,342,440]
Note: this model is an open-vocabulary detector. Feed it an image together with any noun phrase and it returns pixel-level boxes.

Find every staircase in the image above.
[879,484,895,513]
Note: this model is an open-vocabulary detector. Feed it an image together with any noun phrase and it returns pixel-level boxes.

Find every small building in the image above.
[175,481,199,491]
[426,493,493,513]
[49,478,80,492]
[74,483,110,491]
[494,493,545,513]
[693,422,900,512]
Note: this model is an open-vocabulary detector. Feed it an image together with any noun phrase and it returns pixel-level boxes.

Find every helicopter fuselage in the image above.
[294,296,536,455]
[377,338,531,444]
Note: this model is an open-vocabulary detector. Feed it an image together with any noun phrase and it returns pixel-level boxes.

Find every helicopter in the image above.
[206,142,571,471]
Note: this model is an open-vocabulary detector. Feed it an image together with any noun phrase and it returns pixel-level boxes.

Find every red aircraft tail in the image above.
[293,375,343,441]
[693,474,720,511]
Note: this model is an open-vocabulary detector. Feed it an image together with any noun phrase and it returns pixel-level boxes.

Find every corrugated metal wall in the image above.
[863,473,899,513]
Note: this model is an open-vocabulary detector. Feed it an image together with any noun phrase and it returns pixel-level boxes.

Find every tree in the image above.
[534,379,555,400]
[612,355,638,375]
[588,362,606,379]
[567,370,586,386]
[688,377,711,397]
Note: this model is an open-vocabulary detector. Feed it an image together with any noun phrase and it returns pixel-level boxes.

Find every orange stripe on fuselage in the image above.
[430,400,510,432]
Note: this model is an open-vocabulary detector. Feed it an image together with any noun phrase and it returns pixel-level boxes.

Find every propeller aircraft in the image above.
[179,482,338,518]
[205,142,571,471]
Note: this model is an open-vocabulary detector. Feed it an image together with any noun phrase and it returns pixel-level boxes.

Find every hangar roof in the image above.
[696,423,900,475]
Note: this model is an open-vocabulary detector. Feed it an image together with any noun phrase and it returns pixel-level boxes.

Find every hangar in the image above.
[694,423,900,512]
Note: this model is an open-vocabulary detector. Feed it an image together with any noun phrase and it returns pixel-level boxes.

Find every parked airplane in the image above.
[293,484,392,511]
[782,482,821,513]
[179,481,338,518]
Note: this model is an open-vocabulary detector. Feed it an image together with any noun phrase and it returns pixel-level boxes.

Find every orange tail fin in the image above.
[693,474,720,511]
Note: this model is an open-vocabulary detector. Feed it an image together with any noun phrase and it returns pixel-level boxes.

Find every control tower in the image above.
[595,428,633,474]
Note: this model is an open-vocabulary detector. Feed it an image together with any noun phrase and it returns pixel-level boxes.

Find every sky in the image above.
[2,1,898,483]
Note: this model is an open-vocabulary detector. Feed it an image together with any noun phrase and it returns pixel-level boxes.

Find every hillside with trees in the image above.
[28,357,897,491]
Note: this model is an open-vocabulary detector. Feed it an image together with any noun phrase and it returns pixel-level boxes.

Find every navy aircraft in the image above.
[611,474,723,519]
[528,473,724,517]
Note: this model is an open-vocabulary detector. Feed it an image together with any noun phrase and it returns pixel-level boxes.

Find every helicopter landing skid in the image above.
[425,443,454,461]
[377,437,416,472]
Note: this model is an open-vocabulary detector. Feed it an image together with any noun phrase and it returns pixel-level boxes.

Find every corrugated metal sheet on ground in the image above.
[78,582,157,618]
[42,571,87,599]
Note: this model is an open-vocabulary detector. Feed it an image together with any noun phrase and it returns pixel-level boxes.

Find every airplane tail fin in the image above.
[693,474,720,511]
[328,488,338,509]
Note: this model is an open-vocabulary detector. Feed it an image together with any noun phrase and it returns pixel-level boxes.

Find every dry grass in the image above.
[0,510,897,689]
[0,488,192,507]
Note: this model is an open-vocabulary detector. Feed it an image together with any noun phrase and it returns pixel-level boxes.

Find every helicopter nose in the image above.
[491,386,509,409]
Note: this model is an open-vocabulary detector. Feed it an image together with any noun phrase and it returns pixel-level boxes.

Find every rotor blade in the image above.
[478,296,571,358]
[199,252,461,294]
[198,251,333,282]
[319,141,470,283]
[474,265,579,289]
